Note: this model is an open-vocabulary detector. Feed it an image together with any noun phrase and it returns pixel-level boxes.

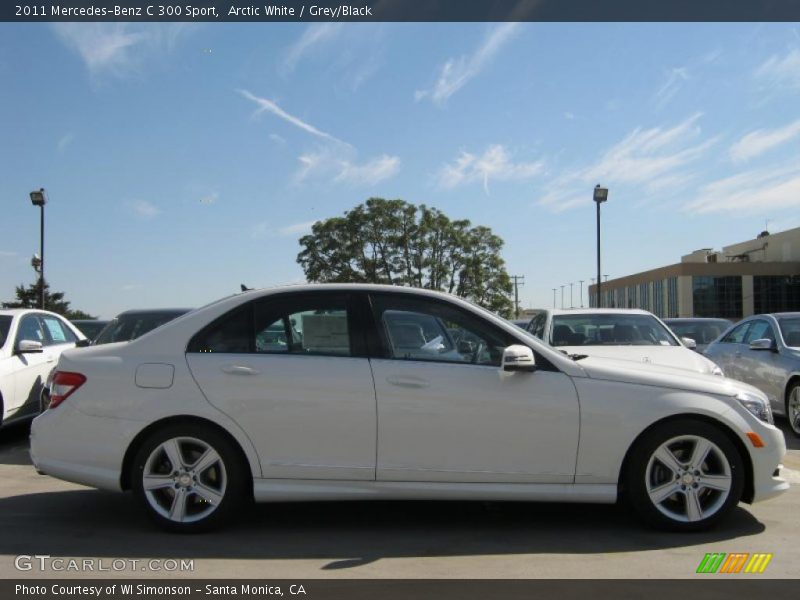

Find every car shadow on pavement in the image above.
[0,488,765,569]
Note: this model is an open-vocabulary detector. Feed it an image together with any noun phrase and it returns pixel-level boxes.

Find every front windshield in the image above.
[667,320,730,345]
[778,317,800,347]
[551,314,679,347]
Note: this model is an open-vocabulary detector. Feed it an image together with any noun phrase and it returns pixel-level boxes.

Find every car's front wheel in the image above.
[625,420,744,531]
[132,424,248,532]
[786,383,800,437]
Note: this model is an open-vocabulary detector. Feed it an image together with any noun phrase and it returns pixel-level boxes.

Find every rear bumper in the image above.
[30,404,138,492]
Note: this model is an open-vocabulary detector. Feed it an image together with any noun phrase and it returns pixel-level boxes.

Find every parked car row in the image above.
[28,284,788,533]
[0,308,190,427]
[518,309,800,437]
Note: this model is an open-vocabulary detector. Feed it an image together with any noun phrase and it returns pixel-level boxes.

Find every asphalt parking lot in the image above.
[0,419,798,580]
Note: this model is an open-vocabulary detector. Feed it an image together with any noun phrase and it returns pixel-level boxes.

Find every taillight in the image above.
[48,371,86,409]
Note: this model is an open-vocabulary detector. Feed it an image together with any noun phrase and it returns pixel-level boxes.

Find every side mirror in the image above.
[749,338,776,352]
[681,337,697,350]
[17,339,44,354]
[501,345,536,373]
[75,339,93,348]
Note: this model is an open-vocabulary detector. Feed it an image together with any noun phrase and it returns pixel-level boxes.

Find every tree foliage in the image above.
[297,198,514,317]
[2,281,96,320]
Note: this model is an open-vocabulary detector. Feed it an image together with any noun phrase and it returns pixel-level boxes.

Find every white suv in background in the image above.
[0,309,86,426]
[525,308,724,376]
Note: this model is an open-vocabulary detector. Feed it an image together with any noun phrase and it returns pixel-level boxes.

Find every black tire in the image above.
[624,419,744,532]
[131,423,249,533]
[785,382,800,438]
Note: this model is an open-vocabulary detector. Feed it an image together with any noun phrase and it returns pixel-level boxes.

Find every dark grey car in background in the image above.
[664,318,733,353]
[93,309,192,345]
[704,312,800,436]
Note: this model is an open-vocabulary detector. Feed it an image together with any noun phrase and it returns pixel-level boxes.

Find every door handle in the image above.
[221,365,259,376]
[386,375,430,389]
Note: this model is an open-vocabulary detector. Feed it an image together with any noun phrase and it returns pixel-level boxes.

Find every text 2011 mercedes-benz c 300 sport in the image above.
[30,285,788,532]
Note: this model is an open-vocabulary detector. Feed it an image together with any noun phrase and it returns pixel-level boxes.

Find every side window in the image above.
[371,294,515,366]
[188,307,253,354]
[527,313,546,340]
[255,296,352,356]
[41,316,77,345]
[188,294,354,357]
[720,322,750,344]
[744,320,775,344]
[16,315,46,345]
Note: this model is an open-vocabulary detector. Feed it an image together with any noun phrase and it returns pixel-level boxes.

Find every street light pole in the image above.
[593,185,608,308]
[579,280,584,308]
[569,282,574,309]
[560,285,565,309]
[29,189,47,309]
[552,288,557,309]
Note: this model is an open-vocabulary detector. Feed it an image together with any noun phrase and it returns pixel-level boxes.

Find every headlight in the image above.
[736,391,773,424]
[711,365,724,377]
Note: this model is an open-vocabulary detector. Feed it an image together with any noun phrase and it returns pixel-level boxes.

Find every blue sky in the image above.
[2,22,800,317]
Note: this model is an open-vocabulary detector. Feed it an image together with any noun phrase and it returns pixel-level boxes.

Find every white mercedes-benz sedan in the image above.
[31,284,788,532]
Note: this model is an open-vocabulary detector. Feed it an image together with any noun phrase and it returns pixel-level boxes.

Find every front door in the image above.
[368,294,580,484]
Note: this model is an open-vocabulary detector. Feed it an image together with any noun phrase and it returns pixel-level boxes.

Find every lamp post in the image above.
[569,282,574,309]
[29,188,46,309]
[579,280,584,308]
[552,288,557,309]
[593,185,608,308]
[560,285,565,309]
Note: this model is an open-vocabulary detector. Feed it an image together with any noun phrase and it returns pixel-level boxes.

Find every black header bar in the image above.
[4,0,800,22]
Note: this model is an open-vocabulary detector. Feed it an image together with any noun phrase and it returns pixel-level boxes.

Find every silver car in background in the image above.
[704,312,800,436]
[664,318,733,353]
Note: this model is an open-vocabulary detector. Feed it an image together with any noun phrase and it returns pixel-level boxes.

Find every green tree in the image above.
[2,281,96,320]
[297,198,514,317]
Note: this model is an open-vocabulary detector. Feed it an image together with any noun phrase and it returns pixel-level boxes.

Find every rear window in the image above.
[94,311,187,345]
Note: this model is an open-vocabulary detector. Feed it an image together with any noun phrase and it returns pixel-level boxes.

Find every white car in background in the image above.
[31,285,785,533]
[0,309,86,427]
[525,308,724,376]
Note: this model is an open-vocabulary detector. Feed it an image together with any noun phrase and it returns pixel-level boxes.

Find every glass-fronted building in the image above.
[588,228,800,318]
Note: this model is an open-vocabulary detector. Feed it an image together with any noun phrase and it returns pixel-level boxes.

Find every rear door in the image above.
[708,321,751,381]
[186,292,377,481]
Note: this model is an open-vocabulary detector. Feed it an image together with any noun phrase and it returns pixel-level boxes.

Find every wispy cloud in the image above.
[281,23,343,74]
[121,283,142,291]
[279,220,317,236]
[130,200,160,219]
[415,23,519,106]
[539,114,715,212]
[653,67,689,109]
[438,145,543,194]
[755,48,800,93]
[57,133,75,153]
[684,161,800,215]
[51,23,195,77]
[296,148,400,186]
[730,119,800,163]
[269,133,286,144]
[0,250,18,258]
[199,192,218,205]
[237,89,346,144]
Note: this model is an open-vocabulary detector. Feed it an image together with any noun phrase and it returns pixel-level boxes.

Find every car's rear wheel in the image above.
[625,420,744,531]
[132,424,247,532]
[786,383,800,437]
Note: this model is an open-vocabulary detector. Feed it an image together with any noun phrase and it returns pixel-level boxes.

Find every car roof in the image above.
[544,308,654,316]
[664,317,731,322]
[113,308,193,317]
[0,308,70,318]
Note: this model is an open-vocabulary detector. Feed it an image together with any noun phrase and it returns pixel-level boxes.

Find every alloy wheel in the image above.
[645,435,733,523]
[141,436,227,523]
[788,387,800,435]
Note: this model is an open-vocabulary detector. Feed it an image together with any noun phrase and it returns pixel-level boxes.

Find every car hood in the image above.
[575,355,761,397]
[559,345,719,374]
